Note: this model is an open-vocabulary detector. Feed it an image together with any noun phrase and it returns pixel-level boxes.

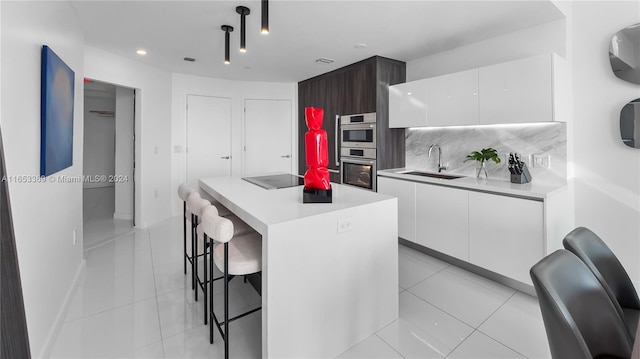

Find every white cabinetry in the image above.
[478,54,561,124]
[468,192,543,285]
[377,177,416,241]
[388,53,566,128]
[389,80,427,128]
[389,70,478,128]
[377,174,570,286]
[425,69,479,126]
[415,183,469,260]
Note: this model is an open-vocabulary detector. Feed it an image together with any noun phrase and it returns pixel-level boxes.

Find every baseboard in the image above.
[38,259,86,359]
[113,212,133,221]
[399,238,536,296]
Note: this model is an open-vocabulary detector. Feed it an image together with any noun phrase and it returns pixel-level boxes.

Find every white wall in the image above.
[171,74,296,215]
[407,19,566,81]
[114,87,134,220]
[570,0,640,283]
[407,1,640,284]
[84,46,172,228]
[0,1,84,357]
[83,96,115,188]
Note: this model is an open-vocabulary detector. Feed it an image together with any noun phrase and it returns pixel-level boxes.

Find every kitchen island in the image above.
[199,176,398,358]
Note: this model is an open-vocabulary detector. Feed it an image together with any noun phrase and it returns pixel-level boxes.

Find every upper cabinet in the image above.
[427,69,479,126]
[389,53,567,128]
[479,54,565,124]
[389,79,427,128]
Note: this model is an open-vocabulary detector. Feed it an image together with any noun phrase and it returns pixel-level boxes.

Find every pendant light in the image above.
[236,6,250,52]
[221,25,234,64]
[261,0,269,34]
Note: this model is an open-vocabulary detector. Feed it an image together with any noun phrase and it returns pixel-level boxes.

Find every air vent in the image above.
[315,57,334,65]
[183,57,196,62]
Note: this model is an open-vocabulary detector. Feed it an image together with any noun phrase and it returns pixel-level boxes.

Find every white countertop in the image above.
[199,176,394,234]
[378,168,567,200]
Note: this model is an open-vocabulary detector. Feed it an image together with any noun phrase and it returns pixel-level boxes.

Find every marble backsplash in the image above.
[405,123,567,183]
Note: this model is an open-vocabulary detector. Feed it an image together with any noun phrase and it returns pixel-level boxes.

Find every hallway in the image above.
[83,186,133,251]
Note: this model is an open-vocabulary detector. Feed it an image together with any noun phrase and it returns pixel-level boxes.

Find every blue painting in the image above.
[41,45,74,176]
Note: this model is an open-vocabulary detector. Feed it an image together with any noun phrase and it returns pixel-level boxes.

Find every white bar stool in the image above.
[199,207,262,359]
[196,204,254,325]
[200,191,234,217]
[186,192,210,299]
[177,183,196,275]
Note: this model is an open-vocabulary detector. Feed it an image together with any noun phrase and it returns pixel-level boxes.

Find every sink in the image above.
[400,171,463,180]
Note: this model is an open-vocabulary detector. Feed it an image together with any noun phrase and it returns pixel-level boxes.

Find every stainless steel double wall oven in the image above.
[338,113,377,191]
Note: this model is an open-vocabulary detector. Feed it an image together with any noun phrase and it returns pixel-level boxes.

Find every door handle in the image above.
[281,155,291,158]
[220,156,230,159]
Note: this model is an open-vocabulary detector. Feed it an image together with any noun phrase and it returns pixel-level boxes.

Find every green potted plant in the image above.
[465,148,501,178]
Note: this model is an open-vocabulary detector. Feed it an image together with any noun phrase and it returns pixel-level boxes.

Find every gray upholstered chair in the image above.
[563,226,640,340]
[530,250,632,359]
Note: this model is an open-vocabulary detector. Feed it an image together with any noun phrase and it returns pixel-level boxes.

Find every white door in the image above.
[243,99,293,176]
[186,95,232,183]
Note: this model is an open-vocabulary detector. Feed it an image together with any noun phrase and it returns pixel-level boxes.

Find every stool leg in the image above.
[210,241,215,344]
[224,242,229,359]
[192,213,196,292]
[204,238,208,325]
[183,202,187,275]
[195,215,199,302]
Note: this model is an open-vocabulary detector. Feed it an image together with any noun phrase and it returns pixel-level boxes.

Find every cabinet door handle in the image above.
[220,156,230,159]
[281,155,291,158]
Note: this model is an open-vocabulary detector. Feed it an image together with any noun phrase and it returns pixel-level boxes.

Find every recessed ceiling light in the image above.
[354,43,368,49]
[136,49,147,56]
[315,57,334,65]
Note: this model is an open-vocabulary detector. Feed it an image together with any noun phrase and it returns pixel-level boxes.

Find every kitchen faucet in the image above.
[428,144,448,173]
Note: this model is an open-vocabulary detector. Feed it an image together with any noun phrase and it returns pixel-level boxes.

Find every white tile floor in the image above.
[83,186,134,251]
[51,215,551,359]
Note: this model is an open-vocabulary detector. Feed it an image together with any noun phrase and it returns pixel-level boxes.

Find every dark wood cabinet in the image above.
[298,56,406,182]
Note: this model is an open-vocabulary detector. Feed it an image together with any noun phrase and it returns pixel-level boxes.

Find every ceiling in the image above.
[71,0,565,83]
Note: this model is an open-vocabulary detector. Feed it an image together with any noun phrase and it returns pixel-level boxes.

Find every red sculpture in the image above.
[303,107,332,202]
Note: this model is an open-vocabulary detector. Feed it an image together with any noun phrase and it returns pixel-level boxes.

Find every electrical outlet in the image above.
[73,228,77,245]
[533,155,551,168]
[337,218,353,234]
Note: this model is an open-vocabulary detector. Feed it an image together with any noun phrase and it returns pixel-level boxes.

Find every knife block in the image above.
[510,163,532,184]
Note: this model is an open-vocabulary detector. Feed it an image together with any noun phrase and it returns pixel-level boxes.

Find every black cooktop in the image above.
[242,174,304,190]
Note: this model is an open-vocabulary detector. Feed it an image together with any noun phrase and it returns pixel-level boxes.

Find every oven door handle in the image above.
[335,115,340,167]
